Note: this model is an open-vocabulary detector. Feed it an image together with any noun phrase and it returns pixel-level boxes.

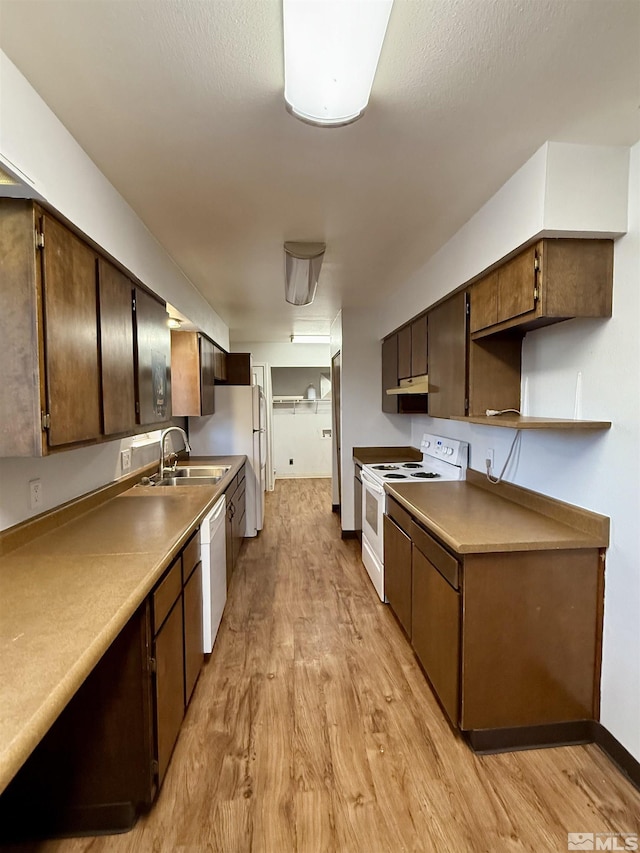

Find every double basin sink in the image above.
[142,465,232,487]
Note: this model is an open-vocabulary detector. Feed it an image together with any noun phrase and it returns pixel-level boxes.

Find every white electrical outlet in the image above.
[121,448,132,473]
[486,448,495,470]
[29,479,42,510]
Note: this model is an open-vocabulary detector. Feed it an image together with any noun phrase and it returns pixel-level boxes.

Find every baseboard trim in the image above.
[593,722,640,792]
[341,530,358,540]
[466,721,640,792]
[466,721,593,754]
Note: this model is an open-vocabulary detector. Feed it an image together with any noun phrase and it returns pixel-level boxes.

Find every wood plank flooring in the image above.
[8,479,640,852]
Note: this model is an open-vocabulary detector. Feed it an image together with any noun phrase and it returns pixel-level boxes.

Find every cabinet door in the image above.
[469,272,498,333]
[354,472,362,539]
[199,336,215,415]
[412,547,460,726]
[134,288,171,424]
[183,564,203,705]
[41,213,101,446]
[98,259,136,435]
[397,325,412,379]
[383,515,412,637]
[427,291,468,419]
[497,247,537,323]
[410,314,427,377]
[154,600,185,785]
[381,335,399,414]
[225,500,234,585]
[232,479,246,565]
[213,345,227,382]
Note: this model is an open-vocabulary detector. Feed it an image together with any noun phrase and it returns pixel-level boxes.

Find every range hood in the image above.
[386,374,429,395]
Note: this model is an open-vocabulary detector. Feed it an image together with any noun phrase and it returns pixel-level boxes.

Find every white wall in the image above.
[231,341,330,367]
[361,141,639,760]
[0,52,229,530]
[272,408,332,478]
[0,52,228,347]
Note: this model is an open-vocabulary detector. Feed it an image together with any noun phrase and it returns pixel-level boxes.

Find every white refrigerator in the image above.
[188,384,266,536]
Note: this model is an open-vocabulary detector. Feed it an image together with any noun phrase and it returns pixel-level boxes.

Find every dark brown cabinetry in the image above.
[382,319,428,415]
[469,238,613,338]
[171,331,216,416]
[383,498,412,637]
[134,287,171,425]
[181,532,204,705]
[225,352,252,385]
[411,523,460,726]
[152,556,185,786]
[381,335,400,414]
[354,465,363,542]
[213,344,227,382]
[382,495,604,750]
[0,529,205,840]
[225,464,246,584]
[98,258,137,435]
[0,199,174,456]
[427,291,468,419]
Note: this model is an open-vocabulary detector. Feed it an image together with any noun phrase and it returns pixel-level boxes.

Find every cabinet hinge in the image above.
[148,656,157,674]
[151,759,159,778]
[464,398,469,413]
[132,295,136,312]
[135,401,140,415]
[35,231,45,250]
[41,412,51,431]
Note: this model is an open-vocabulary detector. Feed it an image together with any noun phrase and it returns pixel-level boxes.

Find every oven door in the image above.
[361,470,385,564]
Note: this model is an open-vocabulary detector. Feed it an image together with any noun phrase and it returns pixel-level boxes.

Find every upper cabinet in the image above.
[469,239,613,339]
[134,288,172,425]
[40,211,102,447]
[98,259,137,436]
[427,292,468,419]
[398,315,427,380]
[382,314,428,414]
[0,199,173,457]
[171,331,215,417]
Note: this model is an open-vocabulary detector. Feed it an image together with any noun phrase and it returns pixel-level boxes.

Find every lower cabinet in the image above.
[225,463,246,584]
[354,466,362,542]
[0,531,204,841]
[383,497,604,751]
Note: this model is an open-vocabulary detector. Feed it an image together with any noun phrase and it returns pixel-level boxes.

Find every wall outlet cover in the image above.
[121,448,132,473]
[29,478,42,510]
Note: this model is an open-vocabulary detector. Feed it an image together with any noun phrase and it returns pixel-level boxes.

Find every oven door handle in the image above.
[361,471,385,494]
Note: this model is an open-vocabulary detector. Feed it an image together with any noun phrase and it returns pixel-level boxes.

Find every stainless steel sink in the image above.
[153,475,224,487]
[172,465,232,478]
[138,464,232,488]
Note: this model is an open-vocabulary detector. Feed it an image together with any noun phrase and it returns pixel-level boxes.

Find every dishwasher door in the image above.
[200,495,227,653]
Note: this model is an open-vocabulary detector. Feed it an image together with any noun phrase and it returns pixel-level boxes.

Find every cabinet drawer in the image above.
[410,521,460,590]
[153,557,182,634]
[386,496,412,536]
[181,530,200,583]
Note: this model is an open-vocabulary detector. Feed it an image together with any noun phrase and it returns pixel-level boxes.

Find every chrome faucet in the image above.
[158,427,191,480]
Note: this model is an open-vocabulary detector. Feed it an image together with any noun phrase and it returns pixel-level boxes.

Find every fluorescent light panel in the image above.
[283,0,394,127]
[290,335,331,344]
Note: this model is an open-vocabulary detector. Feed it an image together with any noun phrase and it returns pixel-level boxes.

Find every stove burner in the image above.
[373,464,400,471]
[412,471,441,479]
[384,473,408,479]
[402,462,422,469]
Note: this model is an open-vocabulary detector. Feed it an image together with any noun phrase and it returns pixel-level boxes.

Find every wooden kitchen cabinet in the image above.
[411,526,461,726]
[213,344,227,382]
[171,331,216,416]
[427,291,468,419]
[134,287,172,425]
[225,352,252,385]
[98,258,137,435]
[381,326,428,415]
[224,464,246,584]
[383,498,412,637]
[398,314,427,380]
[381,334,400,414]
[469,238,613,338]
[354,465,363,542]
[182,531,204,704]
[152,556,185,786]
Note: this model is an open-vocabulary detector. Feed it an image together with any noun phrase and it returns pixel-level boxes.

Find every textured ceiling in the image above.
[1,0,639,342]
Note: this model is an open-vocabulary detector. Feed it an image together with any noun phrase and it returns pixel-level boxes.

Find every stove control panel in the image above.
[420,433,469,468]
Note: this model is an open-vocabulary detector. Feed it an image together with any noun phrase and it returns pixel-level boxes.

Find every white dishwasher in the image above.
[200,494,227,653]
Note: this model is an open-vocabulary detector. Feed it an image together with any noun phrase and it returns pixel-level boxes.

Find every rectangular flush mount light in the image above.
[290,335,331,343]
[283,0,394,127]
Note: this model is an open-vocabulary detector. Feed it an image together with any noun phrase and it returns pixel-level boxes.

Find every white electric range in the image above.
[360,433,469,601]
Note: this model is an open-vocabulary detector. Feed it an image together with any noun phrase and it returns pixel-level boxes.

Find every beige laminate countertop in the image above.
[0,455,245,795]
[387,479,609,554]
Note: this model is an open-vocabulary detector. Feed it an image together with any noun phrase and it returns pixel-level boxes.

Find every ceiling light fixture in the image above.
[167,317,182,330]
[284,241,326,305]
[283,0,394,127]
[290,335,331,344]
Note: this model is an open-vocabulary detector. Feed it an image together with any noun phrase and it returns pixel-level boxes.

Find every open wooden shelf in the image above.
[451,415,611,430]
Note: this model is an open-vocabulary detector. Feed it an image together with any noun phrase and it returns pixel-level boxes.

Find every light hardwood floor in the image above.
[10,479,640,852]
